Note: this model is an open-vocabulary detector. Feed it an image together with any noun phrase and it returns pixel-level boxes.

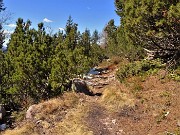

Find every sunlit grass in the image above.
[100,85,134,112]
[53,104,93,135]
[3,123,37,135]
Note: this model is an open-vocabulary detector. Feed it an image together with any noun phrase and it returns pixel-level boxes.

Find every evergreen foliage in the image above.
[103,19,144,61]
[116,59,164,82]
[0,16,104,106]
[115,0,180,63]
[0,0,7,104]
[104,19,118,56]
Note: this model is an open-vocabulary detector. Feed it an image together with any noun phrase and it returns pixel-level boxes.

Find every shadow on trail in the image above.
[72,78,102,97]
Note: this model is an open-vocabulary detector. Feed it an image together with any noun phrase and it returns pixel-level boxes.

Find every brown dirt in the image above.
[85,103,110,135]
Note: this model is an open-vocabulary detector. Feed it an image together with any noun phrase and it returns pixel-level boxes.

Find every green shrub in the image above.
[168,66,180,81]
[116,59,164,82]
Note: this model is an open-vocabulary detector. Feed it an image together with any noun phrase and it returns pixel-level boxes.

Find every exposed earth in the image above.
[1,63,180,135]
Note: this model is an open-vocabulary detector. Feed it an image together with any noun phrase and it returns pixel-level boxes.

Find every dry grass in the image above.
[3,123,37,135]
[52,104,93,135]
[34,92,79,120]
[2,92,81,135]
[116,74,180,134]
[100,85,134,112]
[125,76,145,99]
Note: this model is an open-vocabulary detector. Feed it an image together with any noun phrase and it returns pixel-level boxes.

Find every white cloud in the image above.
[4,29,13,35]
[59,27,64,31]
[6,24,16,28]
[3,30,14,47]
[43,18,53,23]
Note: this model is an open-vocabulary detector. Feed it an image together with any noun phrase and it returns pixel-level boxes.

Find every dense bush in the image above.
[116,59,164,82]
[0,17,104,106]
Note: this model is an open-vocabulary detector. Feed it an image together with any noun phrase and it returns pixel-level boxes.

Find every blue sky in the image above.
[4,0,120,34]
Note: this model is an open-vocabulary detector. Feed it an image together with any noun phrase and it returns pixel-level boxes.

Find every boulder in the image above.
[72,78,94,96]
[26,105,37,119]
[0,105,6,120]
[0,124,6,131]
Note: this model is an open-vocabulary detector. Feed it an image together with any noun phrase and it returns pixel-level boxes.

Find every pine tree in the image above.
[7,19,54,103]
[115,0,180,63]
[50,30,75,93]
[81,29,91,56]
[2,16,105,105]
[65,16,78,50]
[0,50,7,103]
[104,19,118,56]
[116,26,144,61]
[91,30,99,44]
[50,18,95,93]
[23,22,53,100]
[6,18,26,94]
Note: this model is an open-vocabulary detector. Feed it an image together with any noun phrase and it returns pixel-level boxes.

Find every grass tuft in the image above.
[3,123,36,135]
[100,86,134,112]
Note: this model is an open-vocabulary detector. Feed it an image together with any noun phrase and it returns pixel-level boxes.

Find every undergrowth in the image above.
[116,59,164,82]
[168,66,180,81]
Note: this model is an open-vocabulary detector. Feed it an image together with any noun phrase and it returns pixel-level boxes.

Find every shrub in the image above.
[116,59,164,82]
[168,66,180,81]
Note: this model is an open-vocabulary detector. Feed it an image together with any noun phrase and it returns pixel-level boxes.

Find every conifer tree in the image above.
[115,0,180,63]
[0,50,7,103]
[104,19,118,56]
[81,29,91,56]
[6,18,26,95]
[65,16,78,50]
[2,16,105,105]
[91,30,99,44]
[50,18,99,93]
[7,19,54,103]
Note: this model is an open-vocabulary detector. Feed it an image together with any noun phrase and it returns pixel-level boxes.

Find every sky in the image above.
[3,0,120,34]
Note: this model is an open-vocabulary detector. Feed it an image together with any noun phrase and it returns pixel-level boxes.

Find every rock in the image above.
[0,105,6,120]
[83,75,93,80]
[72,78,94,96]
[0,124,7,131]
[26,105,37,119]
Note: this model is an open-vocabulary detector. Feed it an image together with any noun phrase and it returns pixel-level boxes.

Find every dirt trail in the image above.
[78,67,125,135]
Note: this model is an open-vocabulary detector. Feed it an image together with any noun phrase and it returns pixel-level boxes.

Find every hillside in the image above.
[1,61,180,135]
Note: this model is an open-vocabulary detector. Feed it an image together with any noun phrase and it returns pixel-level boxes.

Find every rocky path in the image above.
[77,67,124,135]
